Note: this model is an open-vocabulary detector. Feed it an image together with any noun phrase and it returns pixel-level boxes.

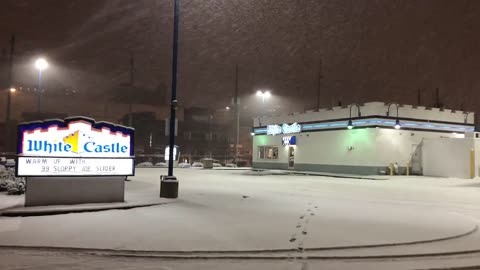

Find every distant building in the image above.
[252,102,476,177]
[178,108,231,163]
[0,90,181,153]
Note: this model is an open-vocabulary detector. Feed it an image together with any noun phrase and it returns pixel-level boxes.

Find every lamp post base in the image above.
[160,176,179,198]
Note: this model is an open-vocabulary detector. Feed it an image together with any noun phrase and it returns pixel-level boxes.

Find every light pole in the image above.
[128,51,135,128]
[256,90,271,115]
[34,58,48,113]
[5,34,15,124]
[233,65,240,164]
[160,0,180,199]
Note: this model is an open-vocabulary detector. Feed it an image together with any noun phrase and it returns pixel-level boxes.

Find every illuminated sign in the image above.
[17,157,133,177]
[17,117,135,176]
[267,123,302,136]
[282,136,297,146]
[164,145,179,161]
[267,125,282,136]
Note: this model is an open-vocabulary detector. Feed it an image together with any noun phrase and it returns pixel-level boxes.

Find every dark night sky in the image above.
[1,0,480,114]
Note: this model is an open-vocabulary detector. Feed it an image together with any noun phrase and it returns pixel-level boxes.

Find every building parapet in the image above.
[254,102,474,127]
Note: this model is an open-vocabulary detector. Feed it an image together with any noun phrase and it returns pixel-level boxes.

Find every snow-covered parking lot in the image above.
[3,168,480,268]
[1,168,480,254]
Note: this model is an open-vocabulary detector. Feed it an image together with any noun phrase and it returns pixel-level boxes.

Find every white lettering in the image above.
[267,125,282,136]
[282,123,302,134]
[17,157,134,177]
[267,123,302,136]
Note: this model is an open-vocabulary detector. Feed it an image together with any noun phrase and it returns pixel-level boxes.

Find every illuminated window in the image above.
[258,146,278,160]
[258,146,265,159]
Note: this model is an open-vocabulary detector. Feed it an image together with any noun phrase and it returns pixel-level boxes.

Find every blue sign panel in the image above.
[282,136,297,146]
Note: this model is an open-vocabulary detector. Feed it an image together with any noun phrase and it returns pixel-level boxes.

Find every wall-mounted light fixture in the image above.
[387,103,401,129]
[347,104,362,130]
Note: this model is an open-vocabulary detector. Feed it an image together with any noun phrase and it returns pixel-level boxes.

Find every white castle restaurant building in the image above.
[252,102,480,178]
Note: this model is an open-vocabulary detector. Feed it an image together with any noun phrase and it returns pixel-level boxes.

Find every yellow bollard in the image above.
[389,162,394,176]
[470,149,475,179]
[406,160,410,176]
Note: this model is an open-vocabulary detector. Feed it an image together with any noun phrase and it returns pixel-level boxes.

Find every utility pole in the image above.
[128,51,134,127]
[234,64,240,163]
[6,34,15,123]
[316,60,322,110]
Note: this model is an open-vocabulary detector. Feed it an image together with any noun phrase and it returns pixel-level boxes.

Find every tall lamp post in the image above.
[34,58,48,113]
[160,0,180,198]
[5,34,15,124]
[233,65,240,164]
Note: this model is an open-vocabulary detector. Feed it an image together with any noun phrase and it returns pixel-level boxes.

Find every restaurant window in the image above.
[258,146,278,160]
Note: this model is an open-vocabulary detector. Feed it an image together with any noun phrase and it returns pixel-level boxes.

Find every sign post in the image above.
[17,117,135,206]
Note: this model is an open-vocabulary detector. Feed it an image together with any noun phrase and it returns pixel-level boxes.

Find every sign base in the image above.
[160,176,179,198]
[25,176,125,207]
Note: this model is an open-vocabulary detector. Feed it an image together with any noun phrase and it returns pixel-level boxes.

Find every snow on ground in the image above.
[0,193,23,211]
[0,168,479,252]
[4,248,480,270]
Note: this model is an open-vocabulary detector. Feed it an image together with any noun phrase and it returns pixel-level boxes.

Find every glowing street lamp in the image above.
[35,58,49,71]
[34,58,49,113]
[9,87,16,93]
[256,90,271,103]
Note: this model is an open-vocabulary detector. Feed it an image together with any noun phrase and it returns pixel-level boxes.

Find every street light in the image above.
[256,90,271,103]
[34,58,49,113]
[256,90,271,116]
[160,0,180,199]
[9,88,16,93]
[35,58,48,71]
